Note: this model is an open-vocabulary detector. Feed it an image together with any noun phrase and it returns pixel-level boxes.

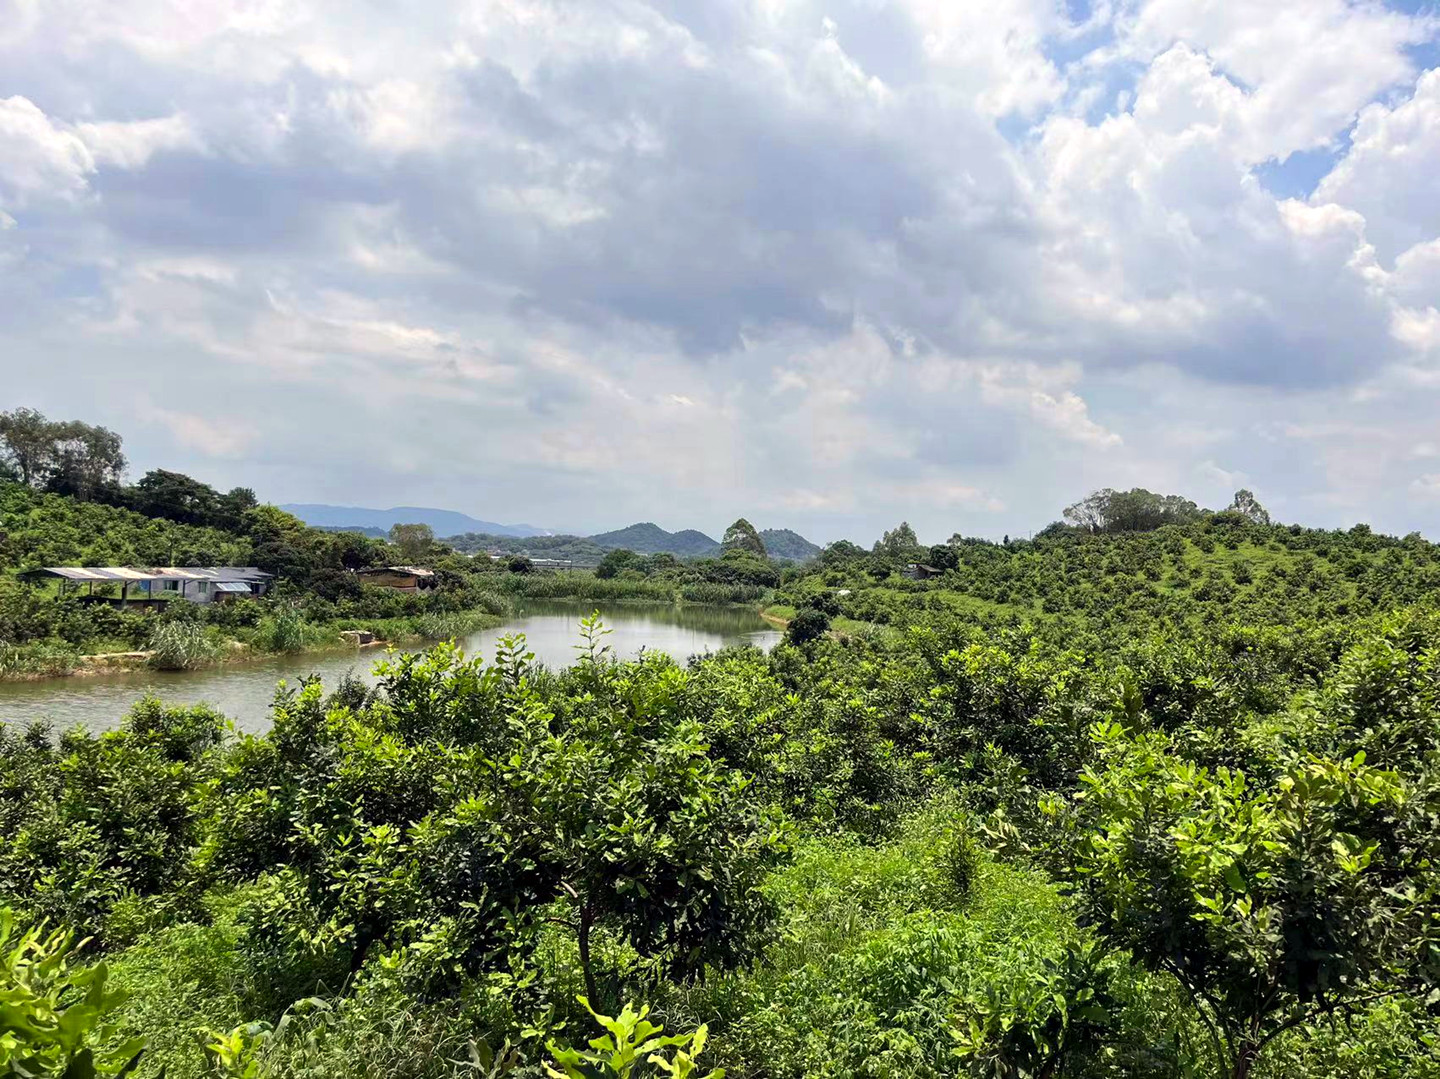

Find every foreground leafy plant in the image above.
[546,997,722,1079]
[951,935,1122,1078]
[1065,722,1440,1079]
[0,907,146,1078]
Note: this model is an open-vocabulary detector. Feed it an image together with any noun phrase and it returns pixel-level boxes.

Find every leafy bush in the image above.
[258,603,306,653]
[545,998,721,1079]
[784,607,830,644]
[0,907,147,1078]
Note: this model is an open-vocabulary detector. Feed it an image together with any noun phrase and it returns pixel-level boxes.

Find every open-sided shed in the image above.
[16,566,273,606]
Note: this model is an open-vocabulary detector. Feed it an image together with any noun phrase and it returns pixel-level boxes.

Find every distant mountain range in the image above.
[280,504,549,538]
[756,528,825,562]
[285,505,824,563]
[447,521,824,564]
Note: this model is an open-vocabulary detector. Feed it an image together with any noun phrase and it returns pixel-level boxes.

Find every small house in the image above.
[903,563,944,580]
[355,565,437,592]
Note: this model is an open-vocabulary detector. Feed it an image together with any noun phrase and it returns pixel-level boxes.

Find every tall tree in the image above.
[44,421,126,500]
[876,521,920,558]
[1227,489,1271,526]
[214,487,259,532]
[132,469,221,526]
[389,522,434,563]
[0,408,58,488]
[721,518,767,557]
[0,409,125,498]
[928,543,959,571]
[1064,488,1204,533]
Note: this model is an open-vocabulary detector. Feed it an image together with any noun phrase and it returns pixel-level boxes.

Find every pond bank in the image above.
[0,610,504,683]
[0,600,782,734]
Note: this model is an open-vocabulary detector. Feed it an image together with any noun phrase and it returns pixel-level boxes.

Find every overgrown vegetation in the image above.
[7,467,1440,1075]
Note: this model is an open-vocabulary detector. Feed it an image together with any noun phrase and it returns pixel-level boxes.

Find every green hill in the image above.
[448,522,823,563]
[780,517,1440,643]
[589,522,720,557]
[0,482,252,572]
[445,532,608,563]
[759,527,822,562]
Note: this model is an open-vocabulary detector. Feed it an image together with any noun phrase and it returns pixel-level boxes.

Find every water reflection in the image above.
[0,601,780,735]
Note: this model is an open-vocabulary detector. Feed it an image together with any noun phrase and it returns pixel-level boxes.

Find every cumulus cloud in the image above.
[0,95,93,206]
[0,0,1439,541]
[1314,68,1440,264]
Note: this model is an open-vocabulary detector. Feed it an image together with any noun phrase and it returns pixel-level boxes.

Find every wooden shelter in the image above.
[355,565,437,592]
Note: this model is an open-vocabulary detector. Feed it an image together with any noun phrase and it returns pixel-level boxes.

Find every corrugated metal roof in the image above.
[357,565,436,577]
[148,566,272,581]
[212,581,254,593]
[18,566,272,583]
[20,567,153,582]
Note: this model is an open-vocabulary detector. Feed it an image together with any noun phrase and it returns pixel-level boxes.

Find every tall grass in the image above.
[468,590,513,617]
[259,604,308,653]
[492,572,678,602]
[0,640,82,678]
[678,582,769,604]
[148,622,221,670]
[409,611,478,641]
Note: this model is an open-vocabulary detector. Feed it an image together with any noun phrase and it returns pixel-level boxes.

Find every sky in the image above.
[3,0,1440,545]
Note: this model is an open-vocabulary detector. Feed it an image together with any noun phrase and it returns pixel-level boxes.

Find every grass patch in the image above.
[147,621,223,670]
[0,639,82,679]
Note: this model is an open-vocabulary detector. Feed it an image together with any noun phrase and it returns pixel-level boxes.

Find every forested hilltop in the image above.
[7,442,1440,1076]
[766,488,1440,648]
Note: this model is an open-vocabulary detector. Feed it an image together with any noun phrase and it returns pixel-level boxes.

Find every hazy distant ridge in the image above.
[281,504,549,538]
[446,522,822,563]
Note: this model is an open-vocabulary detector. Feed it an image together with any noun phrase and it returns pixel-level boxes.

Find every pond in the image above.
[0,601,781,735]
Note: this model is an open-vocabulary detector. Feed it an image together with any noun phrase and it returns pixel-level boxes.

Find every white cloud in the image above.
[151,409,256,458]
[1314,68,1440,264]
[76,113,198,168]
[0,95,93,207]
[1120,0,1431,160]
[1,0,1440,540]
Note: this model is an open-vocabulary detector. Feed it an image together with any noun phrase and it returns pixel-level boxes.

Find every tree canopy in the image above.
[721,518,767,558]
[1063,487,1205,533]
[0,408,126,498]
[388,522,435,563]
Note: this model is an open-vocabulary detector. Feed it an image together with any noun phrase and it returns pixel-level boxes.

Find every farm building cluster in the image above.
[14,564,441,606]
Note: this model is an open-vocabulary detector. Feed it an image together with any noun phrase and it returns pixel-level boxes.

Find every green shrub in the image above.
[546,997,721,1079]
[939,826,979,907]
[0,907,147,1078]
[784,607,830,644]
[259,603,306,653]
[0,639,81,678]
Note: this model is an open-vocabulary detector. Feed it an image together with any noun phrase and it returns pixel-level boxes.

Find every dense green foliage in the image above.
[5,569,1440,1075]
[774,509,1440,648]
[7,475,1440,1076]
[499,551,780,607]
[0,908,146,1077]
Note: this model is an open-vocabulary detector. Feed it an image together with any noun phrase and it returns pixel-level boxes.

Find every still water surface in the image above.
[0,601,780,735]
